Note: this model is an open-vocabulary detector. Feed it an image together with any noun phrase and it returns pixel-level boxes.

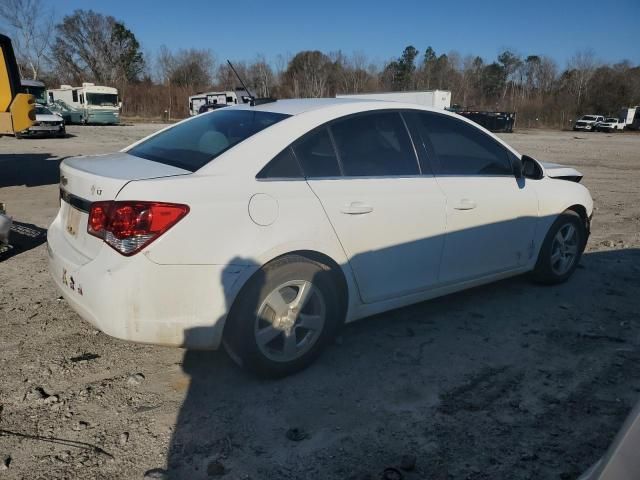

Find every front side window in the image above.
[87,93,119,107]
[293,127,341,178]
[415,112,513,176]
[129,109,290,171]
[330,111,419,177]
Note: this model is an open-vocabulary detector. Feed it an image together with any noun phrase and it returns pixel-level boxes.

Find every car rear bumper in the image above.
[47,217,247,349]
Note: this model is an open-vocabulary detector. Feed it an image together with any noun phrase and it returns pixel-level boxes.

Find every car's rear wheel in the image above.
[532,210,586,284]
[223,255,343,378]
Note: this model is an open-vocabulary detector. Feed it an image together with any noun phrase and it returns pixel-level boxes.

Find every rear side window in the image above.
[415,112,513,176]
[293,127,341,178]
[257,147,302,179]
[330,111,419,177]
[129,109,290,171]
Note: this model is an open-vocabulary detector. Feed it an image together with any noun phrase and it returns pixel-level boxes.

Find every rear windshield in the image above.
[129,109,290,171]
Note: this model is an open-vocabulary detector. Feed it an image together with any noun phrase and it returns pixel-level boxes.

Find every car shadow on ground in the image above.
[0,153,64,188]
[0,221,47,261]
[150,248,640,479]
[15,133,77,140]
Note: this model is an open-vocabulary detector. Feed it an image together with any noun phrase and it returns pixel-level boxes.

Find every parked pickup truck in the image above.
[573,115,604,132]
[596,118,625,132]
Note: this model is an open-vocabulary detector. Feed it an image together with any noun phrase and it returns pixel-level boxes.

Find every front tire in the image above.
[224,255,344,378]
[532,210,586,284]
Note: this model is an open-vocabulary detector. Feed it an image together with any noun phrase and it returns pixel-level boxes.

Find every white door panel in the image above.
[308,177,447,303]
[436,176,538,283]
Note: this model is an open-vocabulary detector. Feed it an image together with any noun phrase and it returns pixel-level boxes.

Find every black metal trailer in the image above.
[453,110,517,132]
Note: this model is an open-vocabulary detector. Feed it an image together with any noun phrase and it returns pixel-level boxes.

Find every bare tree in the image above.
[248,55,274,97]
[283,51,332,97]
[0,0,54,79]
[169,49,216,88]
[52,9,144,84]
[567,49,598,108]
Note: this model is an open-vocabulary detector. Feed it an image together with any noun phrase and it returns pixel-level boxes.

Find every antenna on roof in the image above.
[227,60,254,104]
[226,59,276,107]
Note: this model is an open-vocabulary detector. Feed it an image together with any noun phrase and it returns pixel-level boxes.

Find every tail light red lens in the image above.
[88,201,189,256]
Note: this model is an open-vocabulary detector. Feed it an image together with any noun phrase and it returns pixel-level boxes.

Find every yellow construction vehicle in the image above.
[1,34,35,254]
[0,33,35,134]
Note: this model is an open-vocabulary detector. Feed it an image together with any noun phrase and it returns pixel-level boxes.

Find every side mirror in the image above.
[513,157,523,178]
[521,155,543,179]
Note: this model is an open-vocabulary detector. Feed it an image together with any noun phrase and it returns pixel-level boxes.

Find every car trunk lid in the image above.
[58,152,190,260]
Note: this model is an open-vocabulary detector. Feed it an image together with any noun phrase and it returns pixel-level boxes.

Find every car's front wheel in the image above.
[532,210,586,284]
[223,255,344,377]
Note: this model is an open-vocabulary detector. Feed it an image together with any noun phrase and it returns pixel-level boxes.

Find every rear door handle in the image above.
[453,198,477,210]
[341,202,373,215]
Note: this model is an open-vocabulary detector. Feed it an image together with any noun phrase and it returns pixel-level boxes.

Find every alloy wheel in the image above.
[550,223,579,276]
[254,280,326,362]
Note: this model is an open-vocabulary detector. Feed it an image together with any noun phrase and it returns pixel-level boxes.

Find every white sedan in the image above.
[48,99,593,377]
[17,105,66,137]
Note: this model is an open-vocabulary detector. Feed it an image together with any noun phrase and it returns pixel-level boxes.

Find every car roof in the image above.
[232,97,443,116]
[193,97,522,176]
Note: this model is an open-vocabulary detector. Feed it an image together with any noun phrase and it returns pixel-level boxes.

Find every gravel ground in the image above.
[1,125,639,480]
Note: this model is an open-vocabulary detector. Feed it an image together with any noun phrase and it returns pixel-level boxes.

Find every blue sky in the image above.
[56,0,640,67]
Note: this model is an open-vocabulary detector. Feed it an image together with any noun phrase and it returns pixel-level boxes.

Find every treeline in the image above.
[3,3,640,125]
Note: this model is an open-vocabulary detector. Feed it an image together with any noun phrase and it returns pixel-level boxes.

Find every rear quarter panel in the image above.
[115,174,360,317]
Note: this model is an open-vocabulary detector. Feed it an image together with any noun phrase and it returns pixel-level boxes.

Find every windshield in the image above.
[24,85,47,105]
[128,109,290,171]
[581,115,597,121]
[87,93,119,107]
[35,106,53,115]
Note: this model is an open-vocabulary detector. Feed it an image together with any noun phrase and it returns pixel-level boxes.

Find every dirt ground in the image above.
[1,125,639,480]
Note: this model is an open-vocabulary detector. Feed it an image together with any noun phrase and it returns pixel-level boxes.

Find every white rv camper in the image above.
[336,90,452,109]
[188,89,252,116]
[47,83,120,124]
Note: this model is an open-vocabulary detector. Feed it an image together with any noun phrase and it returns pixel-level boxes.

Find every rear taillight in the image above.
[88,201,189,256]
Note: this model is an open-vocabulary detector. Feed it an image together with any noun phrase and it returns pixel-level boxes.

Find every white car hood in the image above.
[539,161,583,179]
[36,113,63,122]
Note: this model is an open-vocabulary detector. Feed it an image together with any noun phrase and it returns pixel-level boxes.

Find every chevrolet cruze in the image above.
[48,98,593,377]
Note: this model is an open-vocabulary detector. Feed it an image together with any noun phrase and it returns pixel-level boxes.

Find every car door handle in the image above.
[341,202,373,215]
[453,198,477,210]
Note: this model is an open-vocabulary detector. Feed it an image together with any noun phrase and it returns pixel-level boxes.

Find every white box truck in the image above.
[336,90,452,109]
[47,83,120,124]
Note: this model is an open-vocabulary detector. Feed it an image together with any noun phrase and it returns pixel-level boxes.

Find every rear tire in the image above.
[532,210,586,284]
[223,255,344,378]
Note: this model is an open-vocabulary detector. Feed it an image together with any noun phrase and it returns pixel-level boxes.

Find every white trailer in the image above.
[47,83,120,124]
[619,107,639,130]
[188,89,252,116]
[336,90,452,109]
